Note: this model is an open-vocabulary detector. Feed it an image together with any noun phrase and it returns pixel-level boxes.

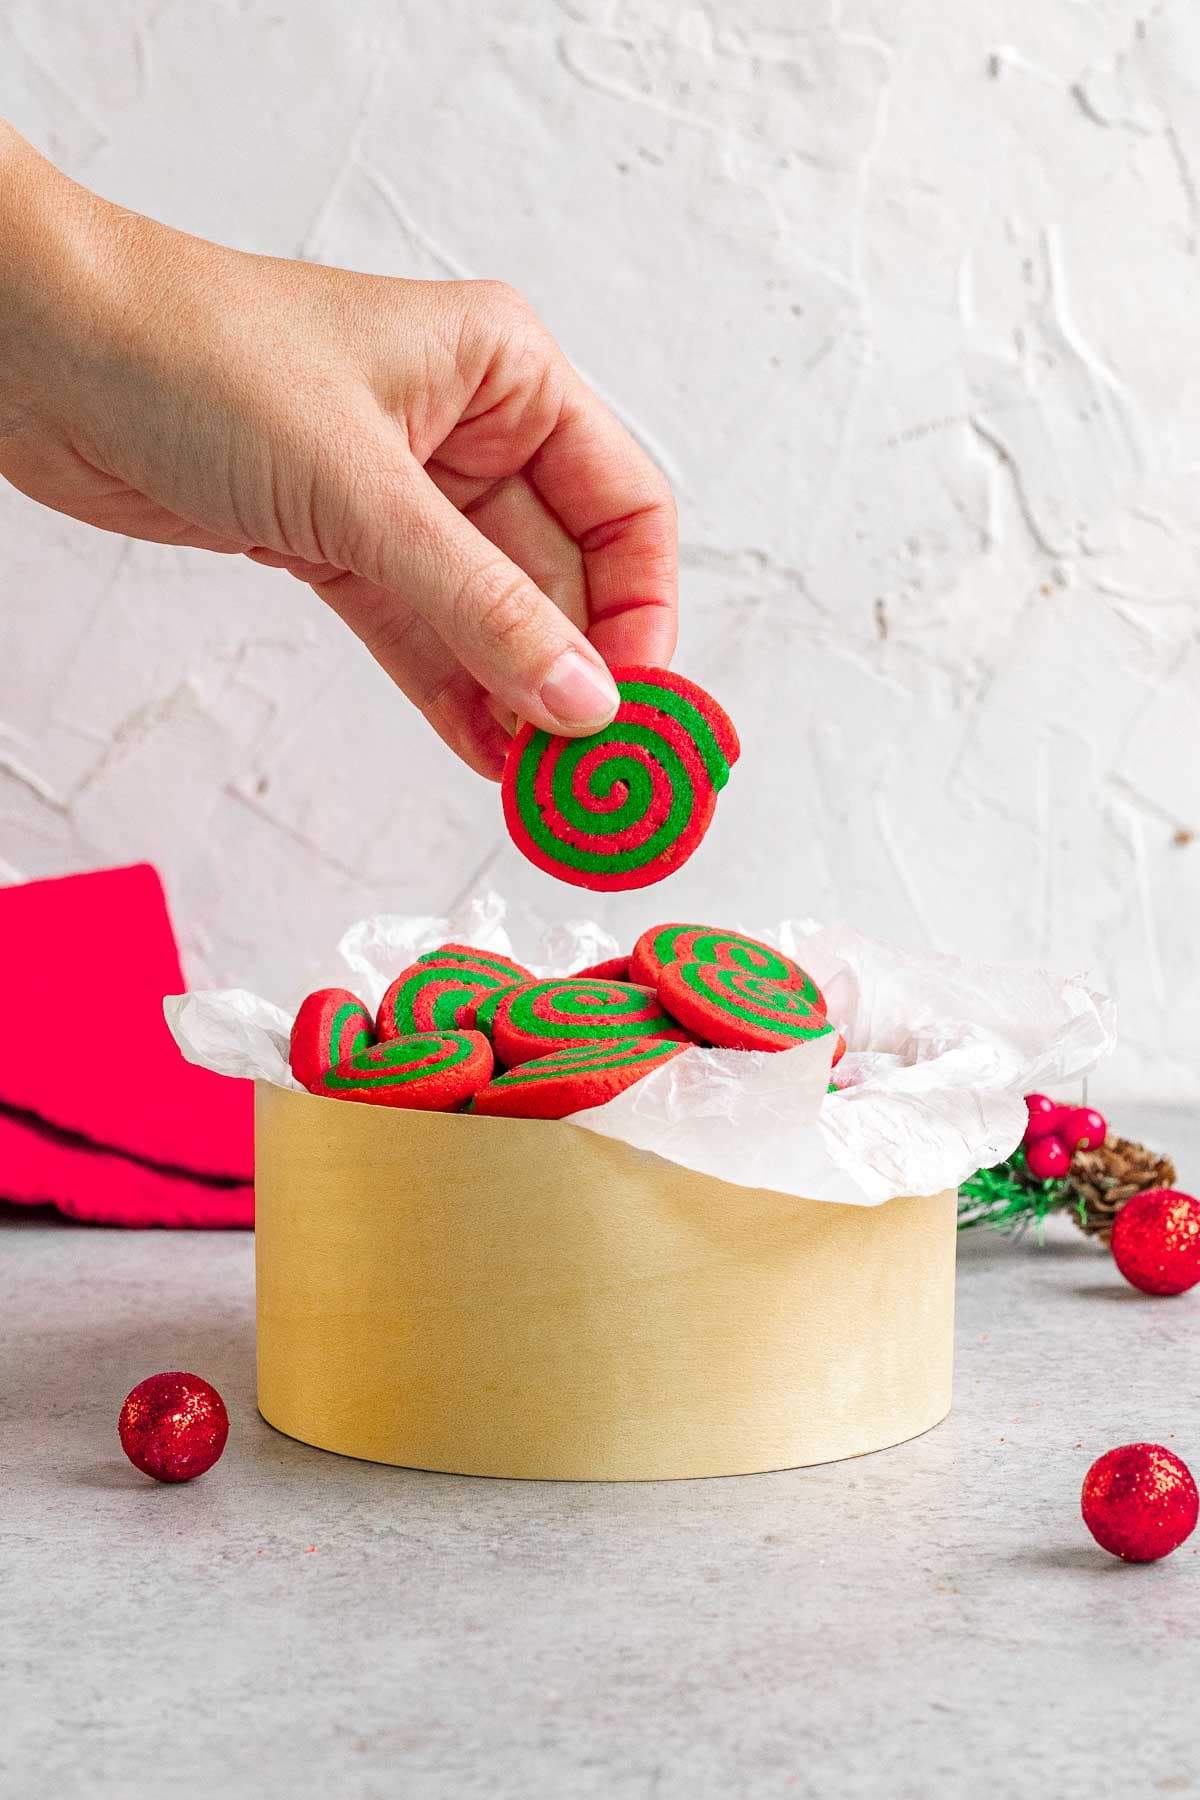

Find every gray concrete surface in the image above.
[2,1101,1197,1800]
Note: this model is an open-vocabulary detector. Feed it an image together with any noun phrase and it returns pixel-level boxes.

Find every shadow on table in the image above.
[1069,1283,1148,1304]
[74,1459,165,1491]
[0,1199,81,1229]
[1010,1544,1141,1575]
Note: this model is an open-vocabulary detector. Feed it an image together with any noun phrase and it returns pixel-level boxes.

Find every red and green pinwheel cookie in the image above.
[491,977,692,1066]
[470,1036,688,1120]
[571,955,631,982]
[472,981,527,1040]
[657,961,835,1055]
[501,666,739,891]
[629,923,820,995]
[377,943,532,1038]
[309,1031,492,1110]
[289,987,375,1090]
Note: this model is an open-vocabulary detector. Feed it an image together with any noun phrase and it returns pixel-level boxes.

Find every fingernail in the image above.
[539,651,619,730]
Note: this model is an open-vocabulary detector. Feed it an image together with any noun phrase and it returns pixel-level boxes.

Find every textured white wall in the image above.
[2,0,1198,1097]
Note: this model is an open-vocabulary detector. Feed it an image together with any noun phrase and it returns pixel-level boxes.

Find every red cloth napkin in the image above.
[0,1108,253,1228]
[0,864,253,1227]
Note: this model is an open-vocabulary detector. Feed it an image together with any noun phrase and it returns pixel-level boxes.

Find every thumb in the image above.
[342,457,620,736]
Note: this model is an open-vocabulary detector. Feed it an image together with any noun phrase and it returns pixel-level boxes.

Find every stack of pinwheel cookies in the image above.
[290,926,845,1122]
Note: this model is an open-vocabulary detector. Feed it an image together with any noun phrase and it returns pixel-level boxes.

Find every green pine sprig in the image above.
[957,1148,1070,1238]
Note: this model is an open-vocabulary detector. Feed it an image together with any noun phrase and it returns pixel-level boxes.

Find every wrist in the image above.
[0,126,147,433]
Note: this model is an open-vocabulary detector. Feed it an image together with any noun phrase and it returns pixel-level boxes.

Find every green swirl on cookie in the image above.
[470,1034,689,1119]
[630,923,820,1000]
[377,943,532,1037]
[321,1033,479,1087]
[492,977,691,1065]
[657,961,833,1054]
[312,1029,493,1111]
[500,666,740,892]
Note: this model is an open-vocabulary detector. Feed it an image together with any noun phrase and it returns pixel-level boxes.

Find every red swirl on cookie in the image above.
[289,987,375,1090]
[492,977,692,1066]
[377,943,532,1038]
[311,1031,492,1110]
[470,982,524,1042]
[630,923,821,1001]
[470,1036,688,1119]
[657,961,833,1054]
[501,667,739,891]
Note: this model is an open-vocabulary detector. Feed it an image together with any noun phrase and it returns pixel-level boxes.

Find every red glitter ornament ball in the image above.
[1023,1093,1061,1141]
[119,1371,229,1483]
[1081,1443,1198,1562]
[1110,1189,1200,1296]
[1025,1134,1070,1181]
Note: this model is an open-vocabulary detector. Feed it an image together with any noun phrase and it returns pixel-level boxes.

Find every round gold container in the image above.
[255,1081,956,1481]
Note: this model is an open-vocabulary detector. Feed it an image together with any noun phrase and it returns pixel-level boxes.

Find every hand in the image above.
[0,123,676,777]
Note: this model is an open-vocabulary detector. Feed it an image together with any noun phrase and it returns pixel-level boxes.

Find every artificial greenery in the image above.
[957,1148,1073,1237]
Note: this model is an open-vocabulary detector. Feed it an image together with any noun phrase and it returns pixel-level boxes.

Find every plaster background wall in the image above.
[1,0,1198,1098]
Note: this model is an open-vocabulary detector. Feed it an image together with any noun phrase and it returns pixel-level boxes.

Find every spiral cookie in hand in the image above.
[470,1036,688,1120]
[492,978,692,1066]
[289,987,375,1090]
[310,1031,492,1109]
[377,943,532,1038]
[501,666,740,891]
[630,923,821,1001]
[657,962,834,1054]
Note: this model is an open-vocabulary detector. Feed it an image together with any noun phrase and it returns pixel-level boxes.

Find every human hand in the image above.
[0,123,676,777]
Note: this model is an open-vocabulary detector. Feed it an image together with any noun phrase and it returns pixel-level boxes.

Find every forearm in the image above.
[1,125,92,431]
[0,118,673,769]
[0,121,160,443]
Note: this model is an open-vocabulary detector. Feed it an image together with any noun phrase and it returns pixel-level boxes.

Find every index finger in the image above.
[526,378,678,669]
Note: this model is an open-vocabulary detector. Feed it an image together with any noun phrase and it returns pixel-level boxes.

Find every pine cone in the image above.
[1065,1134,1177,1242]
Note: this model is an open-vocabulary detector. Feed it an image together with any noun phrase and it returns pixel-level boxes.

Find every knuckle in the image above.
[471,282,549,364]
[631,461,676,520]
[460,562,543,652]
[474,279,529,319]
[416,665,461,722]
[329,579,414,662]
[366,606,422,667]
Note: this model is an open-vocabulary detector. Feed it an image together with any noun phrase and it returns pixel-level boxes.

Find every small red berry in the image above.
[1025,1133,1070,1181]
[1059,1106,1107,1153]
[1023,1093,1061,1142]
[1111,1189,1200,1296]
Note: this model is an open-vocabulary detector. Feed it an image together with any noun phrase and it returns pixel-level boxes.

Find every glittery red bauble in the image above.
[1081,1443,1198,1562]
[1023,1093,1061,1141]
[1059,1106,1107,1153]
[119,1371,229,1483]
[1025,1133,1070,1181]
[1110,1189,1200,1296]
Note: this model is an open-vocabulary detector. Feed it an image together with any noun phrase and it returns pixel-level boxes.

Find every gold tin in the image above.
[255,1081,956,1481]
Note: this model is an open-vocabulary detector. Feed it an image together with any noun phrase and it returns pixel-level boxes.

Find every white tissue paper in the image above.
[164,894,1116,1208]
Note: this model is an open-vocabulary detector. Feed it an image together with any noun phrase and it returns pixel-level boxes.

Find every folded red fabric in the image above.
[0,1108,253,1228]
[0,863,253,1225]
